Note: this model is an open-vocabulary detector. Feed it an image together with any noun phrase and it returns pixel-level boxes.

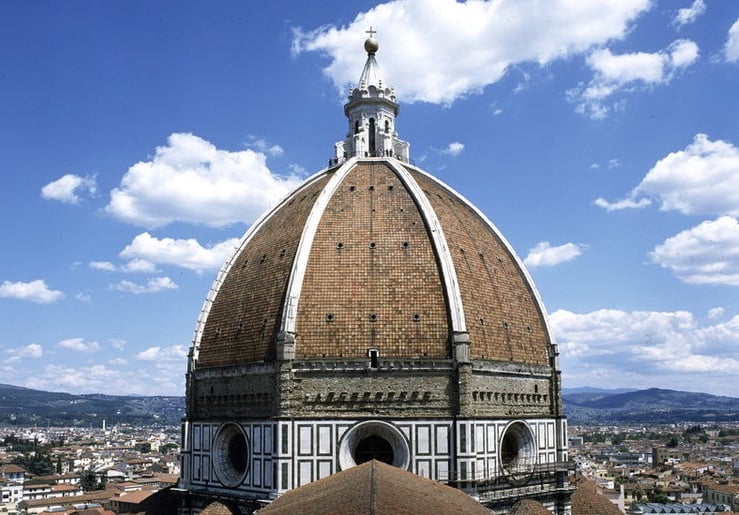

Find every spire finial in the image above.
[364,26,379,55]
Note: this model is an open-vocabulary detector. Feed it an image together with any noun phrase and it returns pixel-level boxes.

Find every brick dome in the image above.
[192,158,553,369]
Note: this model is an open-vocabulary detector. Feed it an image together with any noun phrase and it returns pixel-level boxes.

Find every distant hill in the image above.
[0,383,185,427]
[563,387,739,425]
[3,383,739,427]
[562,387,637,406]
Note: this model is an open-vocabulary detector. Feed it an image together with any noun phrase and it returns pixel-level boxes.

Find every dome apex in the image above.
[364,26,379,54]
[364,36,378,55]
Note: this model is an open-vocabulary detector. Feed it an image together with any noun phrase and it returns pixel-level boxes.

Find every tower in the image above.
[178,34,572,515]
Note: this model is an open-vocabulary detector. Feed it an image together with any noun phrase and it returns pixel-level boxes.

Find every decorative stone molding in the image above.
[276,331,296,361]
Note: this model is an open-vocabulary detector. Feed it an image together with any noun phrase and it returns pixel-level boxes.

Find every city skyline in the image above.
[1,0,738,396]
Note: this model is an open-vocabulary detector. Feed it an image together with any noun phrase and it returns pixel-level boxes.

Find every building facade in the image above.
[178,35,572,514]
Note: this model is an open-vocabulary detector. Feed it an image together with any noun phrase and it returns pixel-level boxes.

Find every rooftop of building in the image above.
[255,459,492,515]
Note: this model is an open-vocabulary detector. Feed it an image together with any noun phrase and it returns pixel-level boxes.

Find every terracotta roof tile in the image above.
[258,460,491,515]
[509,498,551,515]
[572,479,622,515]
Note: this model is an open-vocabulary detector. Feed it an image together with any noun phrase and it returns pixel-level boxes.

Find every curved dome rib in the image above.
[190,170,331,364]
[278,157,360,338]
[403,162,557,362]
[384,159,467,334]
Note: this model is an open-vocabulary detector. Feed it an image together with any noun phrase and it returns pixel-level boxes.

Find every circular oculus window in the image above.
[499,421,537,482]
[212,422,250,487]
[338,420,410,471]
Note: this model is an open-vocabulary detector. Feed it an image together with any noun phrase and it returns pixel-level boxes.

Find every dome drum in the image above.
[188,355,557,421]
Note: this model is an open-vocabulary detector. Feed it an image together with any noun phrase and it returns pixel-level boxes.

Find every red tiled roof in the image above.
[572,478,622,515]
[0,463,27,474]
[257,460,491,515]
[201,502,235,515]
[509,498,551,515]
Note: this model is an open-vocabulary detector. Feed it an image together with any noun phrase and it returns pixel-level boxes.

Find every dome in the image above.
[180,33,570,515]
[192,159,553,368]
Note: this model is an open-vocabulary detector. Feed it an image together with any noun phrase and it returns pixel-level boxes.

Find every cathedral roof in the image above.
[256,459,491,515]
[571,477,623,515]
[509,498,552,515]
[192,157,552,367]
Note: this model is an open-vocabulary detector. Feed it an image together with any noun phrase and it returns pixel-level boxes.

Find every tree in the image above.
[160,443,179,454]
[12,453,54,476]
[80,469,97,492]
[666,435,679,448]
[648,487,670,504]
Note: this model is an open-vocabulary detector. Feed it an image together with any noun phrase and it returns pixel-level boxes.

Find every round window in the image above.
[212,423,250,487]
[354,434,394,465]
[338,420,410,471]
[499,421,537,481]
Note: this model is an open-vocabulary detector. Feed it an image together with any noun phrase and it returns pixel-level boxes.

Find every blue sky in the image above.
[1,0,738,397]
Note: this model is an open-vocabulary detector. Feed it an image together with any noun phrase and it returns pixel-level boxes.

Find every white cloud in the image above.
[41,174,97,204]
[112,276,178,294]
[75,292,92,303]
[5,343,44,363]
[673,0,706,28]
[596,134,739,214]
[24,363,138,394]
[110,338,126,350]
[568,39,699,119]
[649,216,739,286]
[136,345,187,362]
[246,136,284,156]
[121,258,158,273]
[440,142,464,156]
[19,343,43,358]
[119,232,239,273]
[293,0,651,105]
[523,241,586,267]
[90,258,157,274]
[726,18,739,63]
[636,134,739,216]
[105,133,304,228]
[11,354,186,395]
[26,364,118,392]
[90,261,117,272]
[668,39,700,68]
[551,308,739,393]
[588,47,665,83]
[708,307,725,320]
[593,196,651,211]
[57,338,100,353]
[0,279,64,304]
